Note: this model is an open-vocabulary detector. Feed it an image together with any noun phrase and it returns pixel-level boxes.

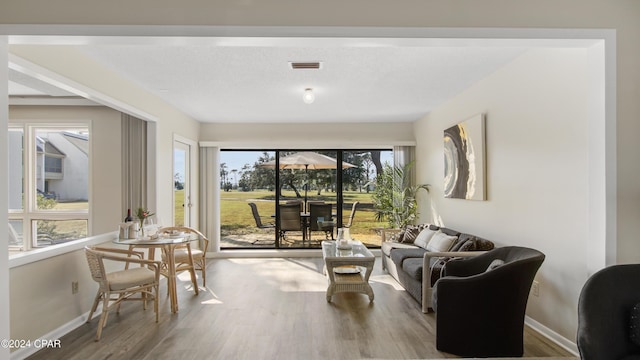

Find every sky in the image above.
[173,150,394,184]
[219,150,394,175]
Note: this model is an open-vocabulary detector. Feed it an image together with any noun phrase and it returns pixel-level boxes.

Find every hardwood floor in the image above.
[28,257,575,360]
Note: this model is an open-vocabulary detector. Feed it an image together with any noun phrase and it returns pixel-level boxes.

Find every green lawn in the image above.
[220,189,384,243]
[174,189,184,226]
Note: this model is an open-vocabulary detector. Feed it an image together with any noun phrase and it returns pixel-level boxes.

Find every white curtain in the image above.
[199,146,219,251]
[393,145,416,185]
[121,113,147,218]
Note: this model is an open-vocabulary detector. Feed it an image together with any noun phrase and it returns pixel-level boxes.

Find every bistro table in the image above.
[113,234,198,313]
[321,240,375,302]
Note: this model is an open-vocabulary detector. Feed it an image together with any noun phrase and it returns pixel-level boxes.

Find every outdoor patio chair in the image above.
[344,201,360,228]
[84,246,161,341]
[286,200,304,212]
[157,226,209,288]
[248,202,275,229]
[279,203,303,244]
[306,200,325,213]
[309,203,334,241]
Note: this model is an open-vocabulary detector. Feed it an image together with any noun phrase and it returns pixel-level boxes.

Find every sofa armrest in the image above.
[379,228,402,242]
[421,250,487,313]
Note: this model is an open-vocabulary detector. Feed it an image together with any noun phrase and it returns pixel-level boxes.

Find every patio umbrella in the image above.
[260,151,356,204]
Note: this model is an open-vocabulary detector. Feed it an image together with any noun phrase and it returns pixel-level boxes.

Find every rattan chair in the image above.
[84,246,161,341]
[157,226,209,288]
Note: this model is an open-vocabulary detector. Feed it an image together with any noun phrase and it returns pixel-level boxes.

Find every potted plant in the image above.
[372,161,429,228]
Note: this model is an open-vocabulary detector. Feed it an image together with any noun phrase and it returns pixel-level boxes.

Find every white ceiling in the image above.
[7,37,596,123]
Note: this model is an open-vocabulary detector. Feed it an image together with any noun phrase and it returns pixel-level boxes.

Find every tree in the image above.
[370,150,383,179]
[372,161,429,228]
[174,172,184,190]
[231,169,238,189]
[239,163,252,191]
[250,152,276,191]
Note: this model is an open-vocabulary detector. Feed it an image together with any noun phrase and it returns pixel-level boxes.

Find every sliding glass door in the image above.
[218,149,392,249]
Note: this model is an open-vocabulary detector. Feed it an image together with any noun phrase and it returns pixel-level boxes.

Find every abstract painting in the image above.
[443,114,486,200]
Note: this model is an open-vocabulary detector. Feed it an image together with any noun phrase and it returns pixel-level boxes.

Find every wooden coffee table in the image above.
[321,240,375,302]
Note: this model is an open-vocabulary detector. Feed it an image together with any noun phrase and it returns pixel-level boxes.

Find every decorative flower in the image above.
[136,207,155,220]
[135,207,155,237]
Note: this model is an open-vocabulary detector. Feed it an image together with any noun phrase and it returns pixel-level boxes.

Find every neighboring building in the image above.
[37,131,89,202]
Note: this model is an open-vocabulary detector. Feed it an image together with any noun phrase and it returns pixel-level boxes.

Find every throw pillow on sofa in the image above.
[401,224,430,244]
[414,228,438,249]
[426,231,458,252]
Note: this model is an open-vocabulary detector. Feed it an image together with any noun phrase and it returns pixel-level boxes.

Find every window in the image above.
[8,123,90,251]
[218,149,393,249]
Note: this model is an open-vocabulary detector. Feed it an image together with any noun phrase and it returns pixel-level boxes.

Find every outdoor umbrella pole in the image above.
[304,164,309,210]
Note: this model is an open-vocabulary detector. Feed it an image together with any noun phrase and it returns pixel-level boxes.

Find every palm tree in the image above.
[373,161,429,228]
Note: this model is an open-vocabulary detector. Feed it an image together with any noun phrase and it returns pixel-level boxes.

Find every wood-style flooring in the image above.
[28,257,575,360]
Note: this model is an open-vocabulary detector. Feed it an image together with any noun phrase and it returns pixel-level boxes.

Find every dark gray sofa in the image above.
[380,224,494,313]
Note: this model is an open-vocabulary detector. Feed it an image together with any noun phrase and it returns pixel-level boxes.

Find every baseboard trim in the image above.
[10,311,95,360]
[525,315,579,357]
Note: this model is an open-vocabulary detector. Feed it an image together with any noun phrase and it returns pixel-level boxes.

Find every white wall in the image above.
[200,122,415,147]
[1,36,10,360]
[415,48,592,342]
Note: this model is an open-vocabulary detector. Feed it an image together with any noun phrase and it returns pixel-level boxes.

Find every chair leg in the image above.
[200,259,206,287]
[87,291,102,323]
[142,289,147,310]
[153,284,159,323]
[116,294,126,313]
[95,295,111,341]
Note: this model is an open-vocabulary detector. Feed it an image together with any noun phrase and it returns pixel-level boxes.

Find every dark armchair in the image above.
[577,264,640,360]
[432,246,545,357]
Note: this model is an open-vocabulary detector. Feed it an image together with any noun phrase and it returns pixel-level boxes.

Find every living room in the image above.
[2,2,637,359]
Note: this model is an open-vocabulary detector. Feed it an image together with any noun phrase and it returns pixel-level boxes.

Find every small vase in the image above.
[139,219,145,238]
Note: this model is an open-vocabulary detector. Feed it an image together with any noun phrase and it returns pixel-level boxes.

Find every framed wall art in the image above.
[443,114,486,200]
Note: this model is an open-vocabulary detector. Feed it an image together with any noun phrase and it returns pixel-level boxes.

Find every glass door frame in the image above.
[173,135,196,227]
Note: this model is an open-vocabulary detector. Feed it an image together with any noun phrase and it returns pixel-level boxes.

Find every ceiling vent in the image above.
[289,62,322,70]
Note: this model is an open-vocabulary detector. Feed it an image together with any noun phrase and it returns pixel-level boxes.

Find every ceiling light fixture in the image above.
[302,88,315,104]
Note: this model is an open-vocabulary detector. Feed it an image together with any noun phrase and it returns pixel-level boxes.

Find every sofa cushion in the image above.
[457,233,475,245]
[449,240,464,252]
[476,238,495,251]
[439,227,461,237]
[381,241,419,257]
[389,230,405,243]
[430,258,450,286]
[457,239,477,251]
[426,231,458,252]
[390,248,426,268]
[402,257,424,281]
[401,224,430,244]
[414,228,438,249]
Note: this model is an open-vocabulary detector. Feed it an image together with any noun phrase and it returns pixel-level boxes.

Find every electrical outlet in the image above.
[532,280,540,297]
[72,281,79,294]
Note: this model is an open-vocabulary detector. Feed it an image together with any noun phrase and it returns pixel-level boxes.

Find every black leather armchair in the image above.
[432,246,545,357]
[577,264,640,360]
